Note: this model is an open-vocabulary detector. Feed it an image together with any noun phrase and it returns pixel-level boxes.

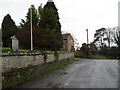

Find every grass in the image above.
[75,51,108,59]
[13,49,30,52]
[1,47,29,52]
[90,54,108,59]
[1,47,66,54]
[2,59,77,89]
[0,47,10,50]
[1,47,61,53]
[94,55,108,59]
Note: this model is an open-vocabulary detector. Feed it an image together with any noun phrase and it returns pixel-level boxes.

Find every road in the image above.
[17,58,118,88]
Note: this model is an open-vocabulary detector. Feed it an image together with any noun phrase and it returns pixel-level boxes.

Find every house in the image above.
[89,43,98,54]
[80,43,98,54]
[62,33,74,51]
[10,36,19,50]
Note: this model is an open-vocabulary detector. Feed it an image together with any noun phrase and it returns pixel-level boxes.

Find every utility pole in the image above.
[86,29,89,55]
[86,29,89,45]
[30,8,33,51]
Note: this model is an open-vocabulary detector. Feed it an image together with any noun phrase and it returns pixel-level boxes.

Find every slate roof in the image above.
[10,35,18,40]
[62,33,74,41]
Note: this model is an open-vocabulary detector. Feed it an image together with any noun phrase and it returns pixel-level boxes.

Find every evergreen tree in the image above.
[18,2,63,50]
[16,24,42,49]
[20,5,39,27]
[39,1,63,50]
[18,5,41,49]
[43,1,61,32]
[1,14,18,47]
[38,4,43,20]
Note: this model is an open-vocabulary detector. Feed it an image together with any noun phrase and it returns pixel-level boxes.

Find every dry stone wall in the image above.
[2,52,74,72]
[46,54,55,63]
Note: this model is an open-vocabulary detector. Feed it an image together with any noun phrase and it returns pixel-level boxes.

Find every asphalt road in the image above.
[18,58,118,88]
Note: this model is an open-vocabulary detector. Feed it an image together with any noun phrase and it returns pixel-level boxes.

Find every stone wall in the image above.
[58,53,74,60]
[46,54,55,63]
[2,52,74,72]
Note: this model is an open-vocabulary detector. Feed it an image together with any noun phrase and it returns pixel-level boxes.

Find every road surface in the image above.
[17,58,118,88]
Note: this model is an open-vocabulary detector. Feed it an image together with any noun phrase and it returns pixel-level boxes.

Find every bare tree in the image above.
[103,28,114,49]
[71,34,80,51]
[112,27,120,48]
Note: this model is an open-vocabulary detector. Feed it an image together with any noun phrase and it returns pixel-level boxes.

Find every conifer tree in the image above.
[39,1,63,50]
[2,14,18,47]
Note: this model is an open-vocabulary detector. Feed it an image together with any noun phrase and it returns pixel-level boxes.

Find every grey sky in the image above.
[0,0,119,47]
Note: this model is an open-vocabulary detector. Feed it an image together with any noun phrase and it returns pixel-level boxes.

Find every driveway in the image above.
[17,58,119,88]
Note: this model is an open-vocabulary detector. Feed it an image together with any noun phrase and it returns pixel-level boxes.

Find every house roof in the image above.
[10,35,18,40]
[62,33,74,41]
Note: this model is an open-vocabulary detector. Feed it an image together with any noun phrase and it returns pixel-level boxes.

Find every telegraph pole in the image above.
[30,8,33,50]
[86,29,89,44]
[86,29,89,55]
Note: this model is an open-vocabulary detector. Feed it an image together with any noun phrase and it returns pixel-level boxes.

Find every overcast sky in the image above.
[0,0,119,47]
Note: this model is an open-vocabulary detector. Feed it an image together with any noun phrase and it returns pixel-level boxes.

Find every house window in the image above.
[68,40,71,44]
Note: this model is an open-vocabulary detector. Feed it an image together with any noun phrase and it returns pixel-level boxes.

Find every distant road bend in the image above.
[18,58,118,88]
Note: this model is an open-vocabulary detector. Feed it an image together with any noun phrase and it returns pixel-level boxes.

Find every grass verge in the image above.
[75,51,108,59]
[0,47,10,50]
[3,59,77,89]
[90,55,108,59]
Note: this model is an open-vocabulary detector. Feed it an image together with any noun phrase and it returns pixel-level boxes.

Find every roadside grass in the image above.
[75,51,108,59]
[90,54,108,59]
[1,47,29,52]
[1,48,38,52]
[1,47,64,53]
[74,51,86,58]
[13,49,30,52]
[2,59,77,89]
[0,47,10,50]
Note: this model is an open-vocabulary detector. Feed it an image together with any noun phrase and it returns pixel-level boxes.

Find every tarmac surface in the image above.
[18,58,119,88]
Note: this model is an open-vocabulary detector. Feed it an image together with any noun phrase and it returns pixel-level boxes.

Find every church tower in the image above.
[48,0,53,2]
[42,0,63,50]
[44,0,57,11]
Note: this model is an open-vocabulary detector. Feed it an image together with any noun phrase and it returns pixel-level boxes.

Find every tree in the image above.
[44,1,61,33]
[103,28,114,49]
[112,27,120,57]
[18,2,63,51]
[93,28,106,49]
[39,1,63,50]
[1,14,18,47]
[89,43,98,54]
[71,35,79,51]
[80,43,89,55]
[0,29,2,47]
[18,5,43,49]
[16,24,45,49]
[111,27,120,47]
[20,5,39,27]
[114,31,120,48]
[38,4,43,20]
[93,26,120,58]
[40,8,57,29]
